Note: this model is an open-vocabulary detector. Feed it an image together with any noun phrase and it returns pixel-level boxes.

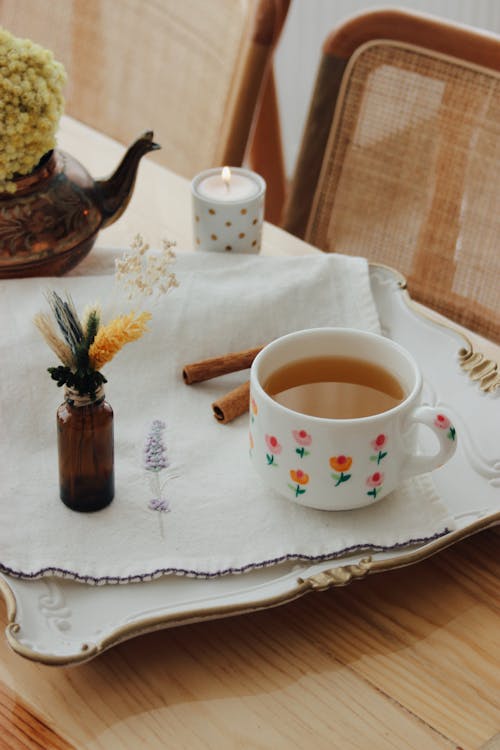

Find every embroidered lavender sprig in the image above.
[144,420,170,514]
[149,497,169,512]
[144,419,168,471]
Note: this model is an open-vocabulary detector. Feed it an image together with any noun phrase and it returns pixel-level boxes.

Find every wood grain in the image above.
[301,532,500,750]
[322,7,500,69]
[0,679,73,749]
[480,734,500,750]
[0,596,455,750]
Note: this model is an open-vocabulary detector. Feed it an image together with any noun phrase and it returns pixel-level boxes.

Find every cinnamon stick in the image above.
[212,381,250,424]
[183,346,263,384]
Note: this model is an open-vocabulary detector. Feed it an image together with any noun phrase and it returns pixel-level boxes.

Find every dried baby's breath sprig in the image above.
[115,234,179,301]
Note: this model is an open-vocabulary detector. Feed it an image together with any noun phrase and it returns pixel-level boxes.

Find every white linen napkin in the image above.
[0,251,454,582]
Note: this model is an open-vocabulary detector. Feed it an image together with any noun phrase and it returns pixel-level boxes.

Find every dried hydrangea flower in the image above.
[0,27,66,191]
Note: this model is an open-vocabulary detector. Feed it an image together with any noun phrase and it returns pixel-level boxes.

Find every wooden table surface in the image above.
[0,116,498,750]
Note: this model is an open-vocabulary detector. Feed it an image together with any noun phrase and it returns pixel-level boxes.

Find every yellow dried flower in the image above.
[88,311,152,370]
[0,27,66,192]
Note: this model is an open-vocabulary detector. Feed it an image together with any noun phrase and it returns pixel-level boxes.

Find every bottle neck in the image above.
[64,386,105,408]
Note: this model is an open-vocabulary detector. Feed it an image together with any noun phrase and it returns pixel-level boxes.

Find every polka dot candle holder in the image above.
[191,167,266,253]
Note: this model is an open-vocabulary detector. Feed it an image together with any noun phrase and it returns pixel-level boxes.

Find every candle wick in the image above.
[222,166,231,192]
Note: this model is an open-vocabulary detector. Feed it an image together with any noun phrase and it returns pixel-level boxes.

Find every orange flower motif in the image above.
[251,397,258,416]
[329,455,352,473]
[290,469,309,485]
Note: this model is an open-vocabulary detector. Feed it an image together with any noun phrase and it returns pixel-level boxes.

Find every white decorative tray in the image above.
[2,265,498,664]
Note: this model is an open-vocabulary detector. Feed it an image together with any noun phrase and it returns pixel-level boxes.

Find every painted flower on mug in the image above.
[288,469,309,497]
[366,471,384,499]
[370,433,388,464]
[329,455,352,486]
[265,433,282,466]
[434,413,456,441]
[293,428,312,458]
[249,431,254,453]
[251,396,258,422]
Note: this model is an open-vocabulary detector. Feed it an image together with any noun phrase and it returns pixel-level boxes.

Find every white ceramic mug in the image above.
[249,328,457,511]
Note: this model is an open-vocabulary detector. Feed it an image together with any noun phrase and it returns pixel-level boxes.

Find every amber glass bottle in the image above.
[57,387,114,512]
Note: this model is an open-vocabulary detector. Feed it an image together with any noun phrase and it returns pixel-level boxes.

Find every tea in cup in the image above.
[249,328,457,510]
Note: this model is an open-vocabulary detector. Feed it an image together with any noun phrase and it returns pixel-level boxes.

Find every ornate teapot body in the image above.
[0,132,159,278]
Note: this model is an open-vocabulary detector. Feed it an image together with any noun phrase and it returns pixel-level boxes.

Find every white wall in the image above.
[274,0,500,176]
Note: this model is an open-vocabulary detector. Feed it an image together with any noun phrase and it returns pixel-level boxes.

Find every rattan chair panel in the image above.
[306,42,500,342]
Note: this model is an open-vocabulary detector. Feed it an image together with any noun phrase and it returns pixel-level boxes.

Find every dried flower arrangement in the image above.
[0,27,66,192]
[34,235,178,397]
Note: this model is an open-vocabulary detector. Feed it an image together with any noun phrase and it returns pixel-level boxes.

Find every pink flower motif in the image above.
[292,429,312,447]
[434,414,451,430]
[366,471,384,488]
[371,433,387,451]
[265,434,282,455]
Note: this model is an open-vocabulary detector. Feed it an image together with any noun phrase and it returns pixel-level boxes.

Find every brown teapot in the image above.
[0,132,160,278]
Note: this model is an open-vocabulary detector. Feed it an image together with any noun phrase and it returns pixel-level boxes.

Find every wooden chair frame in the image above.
[283,8,500,239]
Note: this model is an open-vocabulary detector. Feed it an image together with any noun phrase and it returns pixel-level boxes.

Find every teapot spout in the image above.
[93,131,161,227]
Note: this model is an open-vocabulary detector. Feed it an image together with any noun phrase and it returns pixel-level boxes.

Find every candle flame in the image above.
[222,166,231,190]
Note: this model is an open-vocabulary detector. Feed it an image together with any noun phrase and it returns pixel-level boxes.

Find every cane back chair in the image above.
[283,9,500,342]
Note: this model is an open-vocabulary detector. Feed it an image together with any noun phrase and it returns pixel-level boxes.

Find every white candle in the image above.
[197,167,260,202]
[191,167,266,254]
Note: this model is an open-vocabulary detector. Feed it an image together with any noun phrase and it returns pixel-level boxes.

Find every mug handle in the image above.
[401,406,457,479]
